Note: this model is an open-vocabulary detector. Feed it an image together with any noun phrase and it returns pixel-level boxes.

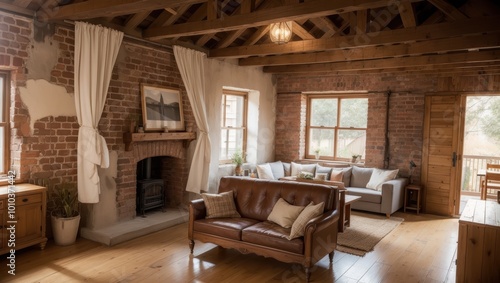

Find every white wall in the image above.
[203,58,276,192]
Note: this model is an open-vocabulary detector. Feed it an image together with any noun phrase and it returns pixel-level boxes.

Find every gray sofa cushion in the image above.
[351,166,374,188]
[346,187,382,204]
[315,165,332,179]
[269,161,285,179]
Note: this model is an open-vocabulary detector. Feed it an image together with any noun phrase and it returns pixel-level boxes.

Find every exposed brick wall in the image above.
[275,93,306,162]
[275,74,433,181]
[275,73,500,182]
[2,11,196,221]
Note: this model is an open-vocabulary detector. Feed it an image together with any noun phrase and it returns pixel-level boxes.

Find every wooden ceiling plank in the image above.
[0,2,33,17]
[164,7,177,15]
[215,29,246,48]
[399,0,416,28]
[263,50,500,73]
[125,11,150,29]
[209,16,500,58]
[241,0,255,14]
[144,0,408,40]
[291,21,315,40]
[243,25,269,45]
[197,33,217,46]
[427,0,468,20]
[12,0,32,8]
[49,0,205,20]
[149,10,172,29]
[239,33,500,66]
[207,0,217,20]
[356,10,368,34]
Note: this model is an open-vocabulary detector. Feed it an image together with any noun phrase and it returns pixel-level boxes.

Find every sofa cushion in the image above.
[256,163,275,180]
[351,166,374,188]
[366,169,399,191]
[346,187,382,204]
[269,161,286,179]
[332,167,352,187]
[288,201,325,240]
[201,191,241,218]
[315,165,332,180]
[267,198,305,228]
[283,162,291,176]
[194,218,260,240]
[242,221,303,254]
[291,162,316,177]
[330,170,343,182]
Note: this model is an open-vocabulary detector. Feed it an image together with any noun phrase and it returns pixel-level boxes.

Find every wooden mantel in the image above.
[123,132,196,151]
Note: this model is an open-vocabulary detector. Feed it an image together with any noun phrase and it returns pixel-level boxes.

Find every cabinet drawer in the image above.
[16,194,42,205]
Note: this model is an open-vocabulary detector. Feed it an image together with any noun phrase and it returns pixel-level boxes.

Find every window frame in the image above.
[0,71,10,176]
[305,94,368,161]
[220,89,248,164]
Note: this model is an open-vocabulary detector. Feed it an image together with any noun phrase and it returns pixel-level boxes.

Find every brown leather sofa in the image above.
[188,176,341,281]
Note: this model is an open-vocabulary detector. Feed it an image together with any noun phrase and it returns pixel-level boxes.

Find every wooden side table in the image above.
[404,184,422,214]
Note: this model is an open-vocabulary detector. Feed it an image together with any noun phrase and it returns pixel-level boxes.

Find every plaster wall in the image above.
[204,58,276,192]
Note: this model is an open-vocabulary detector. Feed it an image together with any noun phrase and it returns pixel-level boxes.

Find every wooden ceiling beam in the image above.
[427,0,468,20]
[239,33,500,66]
[48,0,205,20]
[0,3,33,17]
[398,0,416,27]
[356,10,368,34]
[144,0,407,40]
[209,16,500,58]
[291,22,315,40]
[12,0,32,8]
[243,25,269,45]
[263,50,500,73]
[125,11,150,29]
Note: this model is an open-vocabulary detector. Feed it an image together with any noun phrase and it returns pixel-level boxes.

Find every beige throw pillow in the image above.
[267,198,305,228]
[291,162,316,177]
[256,163,275,180]
[201,191,241,218]
[366,169,399,191]
[288,201,325,240]
[330,170,344,182]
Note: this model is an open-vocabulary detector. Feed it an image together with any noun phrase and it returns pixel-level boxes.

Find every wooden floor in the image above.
[0,211,458,283]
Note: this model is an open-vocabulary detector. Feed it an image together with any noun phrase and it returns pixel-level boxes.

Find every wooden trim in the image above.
[421,96,431,213]
[0,72,10,175]
[454,94,467,216]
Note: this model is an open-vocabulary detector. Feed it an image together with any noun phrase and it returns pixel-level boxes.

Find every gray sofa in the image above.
[329,166,408,217]
[253,161,408,217]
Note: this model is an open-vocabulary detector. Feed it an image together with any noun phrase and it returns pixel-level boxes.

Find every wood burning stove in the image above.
[137,179,164,217]
[137,157,165,216]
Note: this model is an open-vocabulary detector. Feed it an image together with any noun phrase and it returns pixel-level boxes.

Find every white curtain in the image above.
[74,22,123,203]
[173,46,211,194]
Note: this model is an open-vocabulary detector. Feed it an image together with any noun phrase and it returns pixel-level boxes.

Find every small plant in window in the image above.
[314,149,321,160]
[231,151,245,176]
[351,154,362,163]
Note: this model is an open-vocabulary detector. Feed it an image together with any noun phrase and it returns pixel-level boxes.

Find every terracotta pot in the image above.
[235,165,243,176]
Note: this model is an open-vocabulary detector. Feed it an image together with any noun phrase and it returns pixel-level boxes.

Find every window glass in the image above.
[220,91,247,163]
[340,98,368,128]
[311,98,337,127]
[308,128,334,156]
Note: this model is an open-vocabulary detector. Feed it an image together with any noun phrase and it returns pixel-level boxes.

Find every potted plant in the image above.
[314,149,321,160]
[351,154,362,163]
[231,151,245,176]
[49,182,80,246]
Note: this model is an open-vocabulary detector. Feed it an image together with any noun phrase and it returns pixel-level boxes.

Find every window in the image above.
[306,95,368,160]
[0,72,9,175]
[220,90,247,163]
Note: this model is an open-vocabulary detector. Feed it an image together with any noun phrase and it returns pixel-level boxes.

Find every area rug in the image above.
[336,211,404,256]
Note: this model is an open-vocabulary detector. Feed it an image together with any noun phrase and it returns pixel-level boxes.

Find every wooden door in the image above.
[421,95,463,216]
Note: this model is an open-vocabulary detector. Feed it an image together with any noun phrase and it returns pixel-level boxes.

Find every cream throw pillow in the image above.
[256,163,275,180]
[267,198,305,228]
[201,191,241,218]
[291,162,316,177]
[288,201,325,240]
[366,169,399,191]
[330,170,344,182]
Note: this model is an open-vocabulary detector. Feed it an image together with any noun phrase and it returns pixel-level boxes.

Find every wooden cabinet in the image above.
[0,184,47,255]
[457,199,500,283]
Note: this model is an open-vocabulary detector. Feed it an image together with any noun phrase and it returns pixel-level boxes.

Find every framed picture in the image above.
[141,84,185,131]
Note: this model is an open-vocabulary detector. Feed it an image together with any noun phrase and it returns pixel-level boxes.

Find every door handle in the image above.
[452,152,457,167]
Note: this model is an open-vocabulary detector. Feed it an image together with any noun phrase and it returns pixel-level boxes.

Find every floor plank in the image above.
[0,211,458,283]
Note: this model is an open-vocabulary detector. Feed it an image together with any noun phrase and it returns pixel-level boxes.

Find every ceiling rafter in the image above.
[239,33,500,66]
[263,50,500,73]
[144,0,410,40]
[125,11,150,29]
[49,0,205,20]
[209,16,500,58]
[398,0,416,27]
[427,0,468,20]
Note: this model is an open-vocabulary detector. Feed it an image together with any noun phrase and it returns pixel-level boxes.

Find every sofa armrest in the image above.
[380,178,408,216]
[303,209,340,266]
[188,199,206,239]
